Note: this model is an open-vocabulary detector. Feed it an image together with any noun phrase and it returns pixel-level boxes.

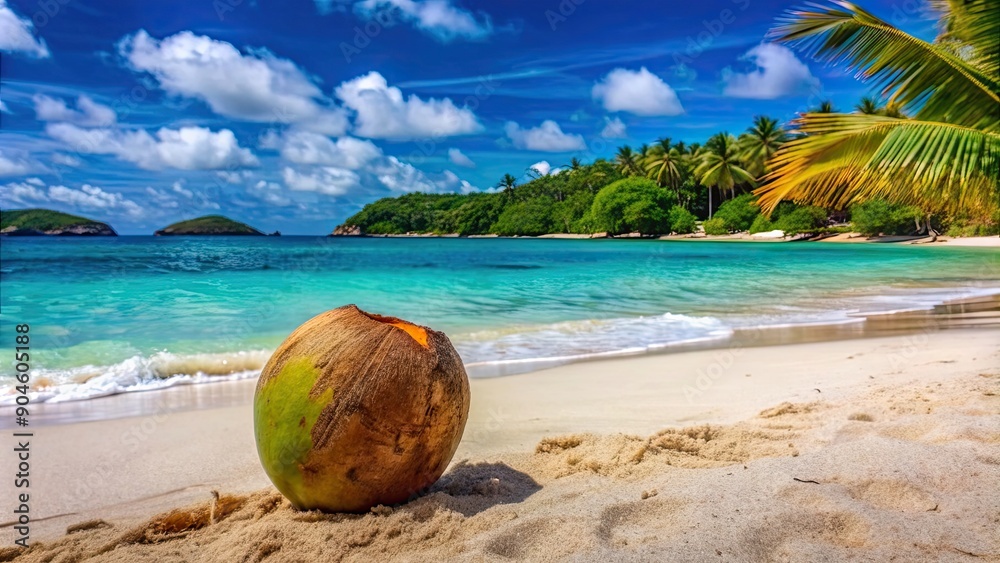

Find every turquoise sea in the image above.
[1,237,998,403]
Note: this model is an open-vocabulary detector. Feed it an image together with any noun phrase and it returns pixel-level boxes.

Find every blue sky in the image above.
[0,0,939,234]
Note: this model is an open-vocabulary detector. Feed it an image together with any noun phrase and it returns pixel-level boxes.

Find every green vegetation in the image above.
[343,1,997,240]
[748,214,774,235]
[756,0,999,219]
[1,208,115,235]
[702,218,728,236]
[586,178,671,235]
[772,206,828,236]
[944,210,1000,237]
[667,206,697,235]
[2,209,98,230]
[849,201,925,237]
[155,215,264,236]
[712,195,760,233]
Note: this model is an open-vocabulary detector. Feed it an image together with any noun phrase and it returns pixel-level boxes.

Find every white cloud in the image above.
[215,170,253,184]
[51,153,82,167]
[0,180,144,218]
[250,180,292,206]
[448,147,475,168]
[335,71,481,139]
[0,99,9,113]
[280,131,382,168]
[172,181,194,198]
[372,156,438,193]
[600,116,627,139]
[46,123,259,170]
[258,129,282,150]
[144,186,180,209]
[355,0,493,41]
[144,182,219,211]
[34,95,117,126]
[280,150,476,199]
[0,0,49,57]
[0,151,35,176]
[592,67,684,116]
[722,43,820,100]
[118,30,348,135]
[373,158,476,194]
[504,120,585,152]
[529,161,557,176]
[282,166,360,195]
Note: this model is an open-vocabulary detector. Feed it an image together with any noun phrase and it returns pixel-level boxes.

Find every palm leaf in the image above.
[927,0,1000,73]
[755,112,1000,213]
[771,1,999,131]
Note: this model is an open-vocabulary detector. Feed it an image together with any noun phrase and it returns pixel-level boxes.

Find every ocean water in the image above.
[1,236,998,403]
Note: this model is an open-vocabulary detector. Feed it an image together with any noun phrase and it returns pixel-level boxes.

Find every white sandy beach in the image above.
[3,329,998,561]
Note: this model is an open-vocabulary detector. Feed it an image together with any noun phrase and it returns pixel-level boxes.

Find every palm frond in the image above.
[771,1,999,130]
[756,112,1000,213]
[927,0,1000,74]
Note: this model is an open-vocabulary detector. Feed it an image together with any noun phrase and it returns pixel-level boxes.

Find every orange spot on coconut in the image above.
[387,320,428,347]
[359,309,429,347]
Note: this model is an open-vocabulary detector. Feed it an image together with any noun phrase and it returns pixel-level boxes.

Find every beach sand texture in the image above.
[3,330,998,562]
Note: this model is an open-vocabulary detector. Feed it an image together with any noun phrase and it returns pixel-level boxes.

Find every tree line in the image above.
[345,0,999,239]
[343,101,996,238]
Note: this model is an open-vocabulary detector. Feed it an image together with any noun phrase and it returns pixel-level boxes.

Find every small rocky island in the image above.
[1,208,117,236]
[330,224,364,236]
[155,215,264,236]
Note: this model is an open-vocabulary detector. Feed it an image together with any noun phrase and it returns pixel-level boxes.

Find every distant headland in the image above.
[155,215,265,236]
[0,209,117,236]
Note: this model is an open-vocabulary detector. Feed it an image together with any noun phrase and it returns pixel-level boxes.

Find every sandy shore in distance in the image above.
[3,330,999,561]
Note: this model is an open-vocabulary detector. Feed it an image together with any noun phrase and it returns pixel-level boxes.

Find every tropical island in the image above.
[0,208,117,236]
[6,1,1000,562]
[336,108,998,239]
[337,0,998,242]
[155,215,265,236]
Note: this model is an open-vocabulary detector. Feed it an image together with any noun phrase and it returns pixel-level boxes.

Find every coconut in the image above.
[253,305,470,512]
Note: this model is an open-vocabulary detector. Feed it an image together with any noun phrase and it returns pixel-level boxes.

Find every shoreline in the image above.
[333,232,1000,246]
[6,232,998,246]
[7,291,1000,427]
[7,290,1000,430]
[5,328,998,560]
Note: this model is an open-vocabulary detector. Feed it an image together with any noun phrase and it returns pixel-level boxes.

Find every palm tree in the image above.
[644,139,684,204]
[854,96,909,118]
[614,145,641,176]
[739,115,788,178]
[565,157,583,173]
[755,0,999,216]
[813,100,836,113]
[497,173,517,200]
[855,96,881,115]
[637,143,650,161]
[696,133,756,218]
[882,102,906,119]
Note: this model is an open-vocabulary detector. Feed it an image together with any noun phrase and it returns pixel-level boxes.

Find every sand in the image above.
[3,330,999,561]
[818,233,1000,246]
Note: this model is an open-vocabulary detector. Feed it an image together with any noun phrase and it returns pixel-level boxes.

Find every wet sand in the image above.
[3,328,998,561]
